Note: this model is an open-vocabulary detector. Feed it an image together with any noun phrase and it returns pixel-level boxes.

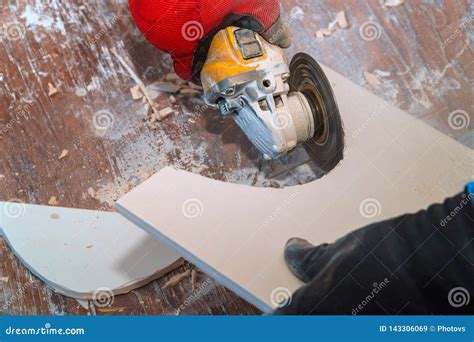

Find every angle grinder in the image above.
[200,27,344,172]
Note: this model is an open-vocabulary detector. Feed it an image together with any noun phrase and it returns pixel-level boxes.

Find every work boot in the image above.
[284,238,330,283]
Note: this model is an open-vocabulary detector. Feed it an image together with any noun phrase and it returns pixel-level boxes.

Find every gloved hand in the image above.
[129,0,291,82]
[274,188,474,315]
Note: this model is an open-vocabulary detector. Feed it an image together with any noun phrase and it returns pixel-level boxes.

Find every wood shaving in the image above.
[162,270,191,289]
[364,71,382,87]
[48,83,58,97]
[58,149,69,160]
[384,0,404,7]
[0,276,9,283]
[130,85,143,100]
[48,196,58,206]
[191,269,197,292]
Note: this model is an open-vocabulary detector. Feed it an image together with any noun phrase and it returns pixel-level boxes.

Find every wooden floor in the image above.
[0,0,471,315]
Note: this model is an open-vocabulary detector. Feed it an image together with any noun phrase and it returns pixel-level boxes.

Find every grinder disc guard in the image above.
[289,53,345,173]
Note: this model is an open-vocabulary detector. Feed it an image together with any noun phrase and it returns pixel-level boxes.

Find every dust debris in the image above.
[75,299,89,310]
[157,107,174,121]
[48,196,58,206]
[87,187,96,199]
[162,270,191,289]
[50,213,60,219]
[364,71,382,87]
[86,244,93,248]
[336,11,349,29]
[58,149,69,160]
[111,48,159,116]
[290,6,304,21]
[147,81,181,95]
[191,269,197,292]
[75,87,87,97]
[165,72,181,82]
[316,28,334,38]
[48,83,58,97]
[97,307,125,313]
[130,84,143,100]
[373,69,391,77]
[384,0,404,7]
[316,11,349,38]
[178,87,202,97]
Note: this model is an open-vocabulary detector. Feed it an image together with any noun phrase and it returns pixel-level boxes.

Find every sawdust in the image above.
[50,213,60,219]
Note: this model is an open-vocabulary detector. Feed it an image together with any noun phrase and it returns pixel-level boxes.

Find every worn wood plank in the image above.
[0,0,471,315]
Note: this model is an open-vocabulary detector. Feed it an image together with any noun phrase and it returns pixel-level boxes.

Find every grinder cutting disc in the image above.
[289,53,345,173]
